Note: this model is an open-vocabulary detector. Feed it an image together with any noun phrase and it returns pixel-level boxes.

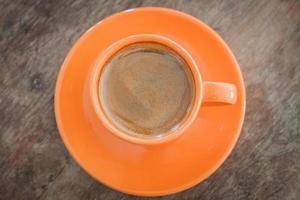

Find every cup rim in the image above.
[89,34,202,145]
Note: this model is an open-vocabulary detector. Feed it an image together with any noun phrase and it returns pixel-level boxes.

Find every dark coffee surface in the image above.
[99,43,194,135]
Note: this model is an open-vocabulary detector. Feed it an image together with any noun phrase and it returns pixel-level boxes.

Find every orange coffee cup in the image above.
[84,34,237,145]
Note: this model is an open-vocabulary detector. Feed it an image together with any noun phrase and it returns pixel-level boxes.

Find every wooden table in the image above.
[1,0,299,199]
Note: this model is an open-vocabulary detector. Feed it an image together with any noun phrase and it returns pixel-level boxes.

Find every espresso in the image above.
[99,43,194,136]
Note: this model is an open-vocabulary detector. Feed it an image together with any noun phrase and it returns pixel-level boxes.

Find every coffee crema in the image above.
[99,42,194,137]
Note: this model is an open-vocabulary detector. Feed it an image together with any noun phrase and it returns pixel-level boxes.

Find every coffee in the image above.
[99,42,194,137]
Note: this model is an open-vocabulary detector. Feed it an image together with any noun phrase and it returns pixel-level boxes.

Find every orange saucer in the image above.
[55,8,245,196]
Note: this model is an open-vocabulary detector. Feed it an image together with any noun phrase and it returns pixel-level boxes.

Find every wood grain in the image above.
[0,0,299,199]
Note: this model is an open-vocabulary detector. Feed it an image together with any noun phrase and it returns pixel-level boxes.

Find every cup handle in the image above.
[203,81,237,104]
